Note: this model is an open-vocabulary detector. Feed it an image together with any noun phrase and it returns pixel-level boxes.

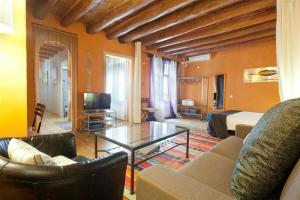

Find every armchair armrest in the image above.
[64,151,128,200]
[137,166,232,200]
[235,124,253,139]
[23,132,77,158]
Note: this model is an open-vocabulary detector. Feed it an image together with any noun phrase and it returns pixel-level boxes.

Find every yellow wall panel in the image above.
[0,0,27,137]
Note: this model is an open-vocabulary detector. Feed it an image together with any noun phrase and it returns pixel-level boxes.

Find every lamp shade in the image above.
[0,0,13,34]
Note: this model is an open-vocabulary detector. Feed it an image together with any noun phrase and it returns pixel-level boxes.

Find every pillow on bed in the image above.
[231,98,300,199]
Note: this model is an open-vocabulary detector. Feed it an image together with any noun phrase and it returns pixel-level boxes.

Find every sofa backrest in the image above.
[280,159,300,199]
[0,132,77,159]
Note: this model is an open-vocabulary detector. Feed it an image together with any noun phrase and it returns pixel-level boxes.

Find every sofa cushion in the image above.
[8,138,56,166]
[280,159,300,200]
[138,165,233,200]
[179,152,235,197]
[231,98,300,199]
[52,155,77,166]
[210,136,243,161]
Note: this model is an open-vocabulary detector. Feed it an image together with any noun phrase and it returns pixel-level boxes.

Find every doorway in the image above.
[32,24,78,134]
[38,42,71,132]
[213,74,225,111]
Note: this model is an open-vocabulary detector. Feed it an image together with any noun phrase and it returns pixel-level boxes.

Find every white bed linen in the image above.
[226,111,263,131]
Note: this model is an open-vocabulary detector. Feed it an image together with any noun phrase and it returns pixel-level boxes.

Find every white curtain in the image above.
[276,0,300,101]
[151,56,178,121]
[132,42,142,123]
[167,60,178,117]
[105,55,129,120]
[151,56,164,121]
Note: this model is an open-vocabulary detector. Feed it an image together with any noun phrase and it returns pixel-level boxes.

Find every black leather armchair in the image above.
[0,133,128,200]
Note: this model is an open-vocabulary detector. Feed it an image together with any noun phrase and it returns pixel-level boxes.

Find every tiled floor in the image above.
[165,118,208,131]
[36,111,72,135]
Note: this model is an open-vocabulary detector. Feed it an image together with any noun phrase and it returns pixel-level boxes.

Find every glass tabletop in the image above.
[95,121,189,150]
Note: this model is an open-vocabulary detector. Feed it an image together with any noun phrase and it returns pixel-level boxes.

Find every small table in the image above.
[141,107,158,122]
[94,121,190,194]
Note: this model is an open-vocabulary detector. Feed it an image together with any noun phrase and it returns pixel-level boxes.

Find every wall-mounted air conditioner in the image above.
[188,54,211,62]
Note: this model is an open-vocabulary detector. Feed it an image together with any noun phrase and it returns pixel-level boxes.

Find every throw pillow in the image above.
[231,98,300,199]
[8,138,56,166]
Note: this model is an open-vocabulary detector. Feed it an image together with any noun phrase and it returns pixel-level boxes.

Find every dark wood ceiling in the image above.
[28,0,276,59]
[38,42,66,62]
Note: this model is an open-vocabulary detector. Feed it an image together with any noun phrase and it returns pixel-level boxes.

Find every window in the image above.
[105,54,131,120]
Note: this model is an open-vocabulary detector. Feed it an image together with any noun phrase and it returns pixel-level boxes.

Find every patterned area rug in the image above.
[123,131,222,200]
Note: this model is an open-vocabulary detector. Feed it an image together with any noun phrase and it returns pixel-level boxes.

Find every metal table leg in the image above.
[130,150,135,195]
[95,135,98,158]
[186,130,190,159]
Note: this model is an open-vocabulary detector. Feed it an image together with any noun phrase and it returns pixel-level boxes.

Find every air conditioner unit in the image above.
[188,54,211,62]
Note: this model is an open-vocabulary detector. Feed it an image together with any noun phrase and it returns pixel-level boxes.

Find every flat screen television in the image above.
[83,92,111,110]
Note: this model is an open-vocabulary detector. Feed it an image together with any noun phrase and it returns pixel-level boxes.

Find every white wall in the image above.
[39,50,67,117]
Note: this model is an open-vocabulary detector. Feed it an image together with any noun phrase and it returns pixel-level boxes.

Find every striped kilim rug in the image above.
[123,130,222,199]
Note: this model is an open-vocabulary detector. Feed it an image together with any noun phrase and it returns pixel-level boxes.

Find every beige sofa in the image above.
[136,125,300,200]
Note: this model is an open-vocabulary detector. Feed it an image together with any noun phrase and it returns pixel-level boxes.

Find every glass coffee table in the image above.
[94,121,190,194]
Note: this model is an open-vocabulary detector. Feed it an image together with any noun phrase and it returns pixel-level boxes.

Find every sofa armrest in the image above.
[235,125,253,139]
[137,166,232,200]
[64,151,128,200]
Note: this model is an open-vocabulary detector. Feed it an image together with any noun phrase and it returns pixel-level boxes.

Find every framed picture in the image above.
[244,67,279,83]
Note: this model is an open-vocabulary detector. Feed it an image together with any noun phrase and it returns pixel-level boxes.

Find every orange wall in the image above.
[0,1,27,137]
[26,7,137,128]
[180,39,280,113]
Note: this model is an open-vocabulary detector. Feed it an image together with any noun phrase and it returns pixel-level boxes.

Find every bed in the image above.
[207,110,263,138]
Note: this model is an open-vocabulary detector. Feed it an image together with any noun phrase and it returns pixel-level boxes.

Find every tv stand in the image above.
[80,110,117,132]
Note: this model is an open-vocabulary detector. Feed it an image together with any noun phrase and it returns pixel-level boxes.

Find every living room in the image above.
[0,0,300,199]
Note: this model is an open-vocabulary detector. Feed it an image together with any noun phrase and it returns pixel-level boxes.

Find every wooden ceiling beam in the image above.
[144,50,185,62]
[106,0,198,39]
[146,9,276,50]
[40,45,65,52]
[86,0,156,33]
[39,47,65,57]
[32,0,59,20]
[39,49,60,54]
[140,0,275,47]
[60,0,103,27]
[170,29,275,55]
[39,52,56,58]
[39,55,49,59]
[119,0,243,43]
[182,36,275,57]
[161,21,276,53]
